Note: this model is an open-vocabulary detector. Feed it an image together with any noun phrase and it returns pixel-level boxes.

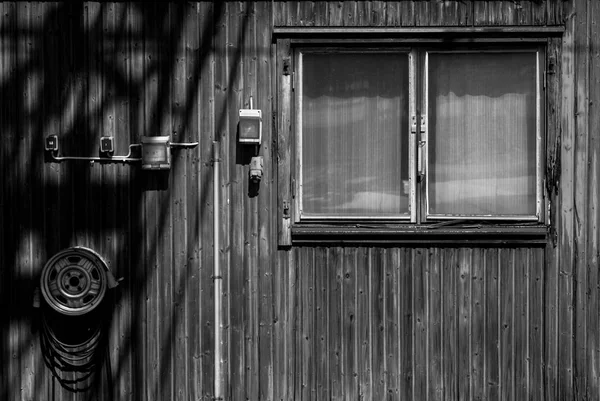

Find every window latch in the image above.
[412,115,427,180]
[418,140,426,181]
[411,115,426,134]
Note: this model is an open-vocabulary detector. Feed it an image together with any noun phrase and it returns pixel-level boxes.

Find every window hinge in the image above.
[283,57,291,76]
[283,200,290,219]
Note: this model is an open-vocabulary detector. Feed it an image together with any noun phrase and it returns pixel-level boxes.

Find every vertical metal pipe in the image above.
[213,141,223,400]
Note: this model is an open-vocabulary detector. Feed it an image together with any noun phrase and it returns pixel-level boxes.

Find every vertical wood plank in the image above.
[299,248,315,401]
[547,0,565,26]
[0,4,9,401]
[103,4,122,401]
[171,4,191,401]
[5,6,19,398]
[531,0,546,25]
[587,1,600,399]
[315,248,329,400]
[285,2,301,26]
[128,5,147,401]
[574,1,590,399]
[413,248,427,401]
[342,248,358,400]
[544,35,562,401]
[113,3,133,397]
[530,249,544,401]
[414,0,433,26]
[141,6,162,395]
[559,1,576,398]
[193,3,213,400]
[328,1,344,26]
[385,248,400,399]
[227,1,246,397]
[370,1,386,26]
[341,1,357,26]
[356,1,370,26]
[458,249,471,401]
[400,249,413,401]
[276,37,291,246]
[357,248,371,400]
[415,0,472,27]
[442,248,457,401]
[329,247,342,400]
[313,1,329,26]
[471,249,485,401]
[272,0,285,26]
[256,3,274,400]
[299,1,316,26]
[500,249,515,401]
[474,1,536,26]
[290,248,300,401]
[514,249,530,401]
[484,249,500,401]
[158,6,175,400]
[17,3,34,400]
[371,249,385,400]
[428,249,443,401]
[244,4,260,400]
[213,1,229,399]
[385,1,401,26]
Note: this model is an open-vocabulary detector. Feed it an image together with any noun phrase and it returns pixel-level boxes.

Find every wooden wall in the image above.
[1,1,599,401]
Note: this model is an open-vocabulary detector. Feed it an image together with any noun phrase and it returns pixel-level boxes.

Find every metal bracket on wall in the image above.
[46,142,143,164]
[44,136,199,165]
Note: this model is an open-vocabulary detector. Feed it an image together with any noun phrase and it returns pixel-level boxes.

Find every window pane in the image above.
[428,52,537,217]
[301,52,409,217]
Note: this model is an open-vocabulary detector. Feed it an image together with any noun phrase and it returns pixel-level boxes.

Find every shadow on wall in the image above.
[0,2,237,400]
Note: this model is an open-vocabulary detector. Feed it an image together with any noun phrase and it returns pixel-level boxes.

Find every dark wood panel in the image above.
[474,0,546,26]
[587,1,600,400]
[285,247,549,400]
[2,2,600,401]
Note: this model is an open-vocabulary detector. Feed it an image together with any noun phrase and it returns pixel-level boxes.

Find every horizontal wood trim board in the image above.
[273,26,566,39]
[291,225,548,246]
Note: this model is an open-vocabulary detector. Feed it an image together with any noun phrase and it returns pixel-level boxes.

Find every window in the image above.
[426,50,542,220]
[298,50,412,219]
[276,38,549,244]
[294,45,544,223]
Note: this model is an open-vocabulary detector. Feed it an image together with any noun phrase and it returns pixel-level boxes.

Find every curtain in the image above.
[428,52,537,217]
[301,52,409,217]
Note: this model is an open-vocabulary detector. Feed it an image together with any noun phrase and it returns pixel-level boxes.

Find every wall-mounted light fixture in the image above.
[238,97,262,145]
[141,136,171,170]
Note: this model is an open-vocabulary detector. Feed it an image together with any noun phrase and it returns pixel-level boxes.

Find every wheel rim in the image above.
[40,247,108,316]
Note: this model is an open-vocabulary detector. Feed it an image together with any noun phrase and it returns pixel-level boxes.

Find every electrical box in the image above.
[238,109,262,145]
[45,135,59,152]
[100,136,114,153]
[141,136,170,170]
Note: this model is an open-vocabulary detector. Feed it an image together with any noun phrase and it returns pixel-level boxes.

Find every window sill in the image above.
[290,223,548,246]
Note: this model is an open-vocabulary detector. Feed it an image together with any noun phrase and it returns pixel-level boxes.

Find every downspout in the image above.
[213,141,223,400]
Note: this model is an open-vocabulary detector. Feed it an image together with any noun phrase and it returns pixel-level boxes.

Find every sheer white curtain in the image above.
[301,52,409,217]
[428,52,537,217]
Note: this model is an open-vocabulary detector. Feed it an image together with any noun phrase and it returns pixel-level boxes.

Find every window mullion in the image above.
[409,49,418,223]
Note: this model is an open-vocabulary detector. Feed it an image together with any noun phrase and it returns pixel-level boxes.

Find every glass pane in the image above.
[301,52,409,217]
[428,52,537,217]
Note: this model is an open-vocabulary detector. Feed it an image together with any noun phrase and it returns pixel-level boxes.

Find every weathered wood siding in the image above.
[279,247,545,401]
[1,1,599,401]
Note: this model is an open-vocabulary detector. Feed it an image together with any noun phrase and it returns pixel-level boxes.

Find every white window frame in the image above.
[294,47,417,222]
[291,44,546,225]
[422,48,545,222]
